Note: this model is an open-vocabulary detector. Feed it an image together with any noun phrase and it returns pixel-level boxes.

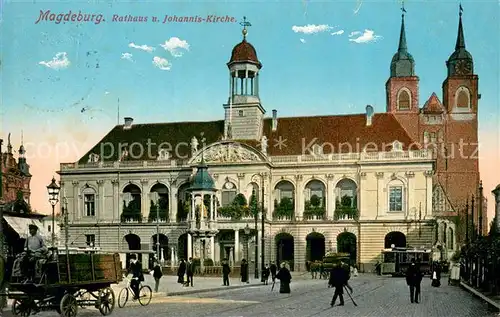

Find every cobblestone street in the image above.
[3,275,498,317]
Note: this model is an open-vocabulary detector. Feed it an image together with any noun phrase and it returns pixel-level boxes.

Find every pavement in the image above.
[2,274,498,316]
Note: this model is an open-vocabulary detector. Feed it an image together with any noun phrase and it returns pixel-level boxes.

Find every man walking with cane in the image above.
[329,262,350,307]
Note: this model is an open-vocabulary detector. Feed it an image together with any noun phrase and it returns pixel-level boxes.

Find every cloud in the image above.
[160,37,190,57]
[348,29,382,43]
[331,30,344,35]
[128,43,155,52]
[300,38,306,43]
[121,52,133,61]
[152,56,171,70]
[349,31,362,37]
[292,24,333,34]
[38,52,70,70]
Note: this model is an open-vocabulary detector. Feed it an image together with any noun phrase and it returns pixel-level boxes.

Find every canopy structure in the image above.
[3,215,49,239]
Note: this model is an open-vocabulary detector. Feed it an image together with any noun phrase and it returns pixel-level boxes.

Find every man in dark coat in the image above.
[276,262,292,293]
[177,259,186,284]
[222,258,231,286]
[406,259,423,303]
[186,257,194,287]
[269,261,277,283]
[152,261,163,293]
[127,254,144,300]
[329,262,349,307]
[240,259,249,283]
[262,264,270,285]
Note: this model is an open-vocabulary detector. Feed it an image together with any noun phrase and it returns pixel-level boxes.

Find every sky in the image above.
[0,0,499,223]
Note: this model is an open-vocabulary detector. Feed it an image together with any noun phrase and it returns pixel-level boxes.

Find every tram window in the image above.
[401,253,409,263]
[384,252,395,262]
[423,254,429,262]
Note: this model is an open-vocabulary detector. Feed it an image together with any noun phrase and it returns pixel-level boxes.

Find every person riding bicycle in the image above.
[127,254,144,300]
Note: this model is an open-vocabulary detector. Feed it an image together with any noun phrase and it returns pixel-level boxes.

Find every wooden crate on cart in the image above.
[57,253,123,284]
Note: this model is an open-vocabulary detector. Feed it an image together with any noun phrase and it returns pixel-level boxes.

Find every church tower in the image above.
[440,4,480,212]
[223,17,265,140]
[385,4,420,140]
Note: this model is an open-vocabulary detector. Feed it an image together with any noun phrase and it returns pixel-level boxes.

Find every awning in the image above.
[3,216,50,239]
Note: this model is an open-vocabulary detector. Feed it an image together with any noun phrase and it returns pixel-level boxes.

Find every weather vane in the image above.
[459,3,463,16]
[401,0,406,16]
[240,16,252,39]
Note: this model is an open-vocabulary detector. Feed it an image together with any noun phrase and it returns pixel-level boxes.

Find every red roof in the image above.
[228,39,262,68]
[421,93,445,114]
[262,113,419,155]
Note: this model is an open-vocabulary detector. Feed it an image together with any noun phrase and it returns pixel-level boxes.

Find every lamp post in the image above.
[251,172,267,281]
[244,224,251,277]
[252,189,259,279]
[47,177,60,248]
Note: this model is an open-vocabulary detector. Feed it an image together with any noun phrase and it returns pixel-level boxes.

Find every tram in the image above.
[380,247,432,276]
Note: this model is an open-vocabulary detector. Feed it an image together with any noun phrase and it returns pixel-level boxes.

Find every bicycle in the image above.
[117,277,152,308]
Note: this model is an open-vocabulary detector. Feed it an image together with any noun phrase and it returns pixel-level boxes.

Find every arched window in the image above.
[455,86,470,108]
[221,181,237,207]
[397,88,411,110]
[82,186,97,217]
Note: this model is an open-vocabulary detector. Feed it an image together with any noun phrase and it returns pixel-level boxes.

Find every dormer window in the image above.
[392,141,403,151]
[238,110,244,117]
[157,148,170,161]
[88,153,100,163]
[397,88,411,110]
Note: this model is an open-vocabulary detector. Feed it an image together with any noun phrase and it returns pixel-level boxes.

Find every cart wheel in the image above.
[138,285,152,306]
[12,299,32,317]
[117,287,128,308]
[98,287,115,316]
[60,293,78,317]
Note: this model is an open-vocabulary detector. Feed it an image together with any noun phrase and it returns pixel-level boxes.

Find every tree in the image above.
[249,193,258,217]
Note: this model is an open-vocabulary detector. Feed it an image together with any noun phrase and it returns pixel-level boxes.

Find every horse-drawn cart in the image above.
[4,250,122,317]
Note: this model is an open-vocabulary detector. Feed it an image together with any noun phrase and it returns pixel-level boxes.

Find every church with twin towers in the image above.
[58,5,485,272]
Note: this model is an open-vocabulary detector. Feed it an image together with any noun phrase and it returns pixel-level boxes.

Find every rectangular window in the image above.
[86,234,95,247]
[389,186,403,212]
[221,191,236,207]
[84,194,96,217]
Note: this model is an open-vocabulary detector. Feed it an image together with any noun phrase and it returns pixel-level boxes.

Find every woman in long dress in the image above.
[431,261,441,287]
[276,262,292,293]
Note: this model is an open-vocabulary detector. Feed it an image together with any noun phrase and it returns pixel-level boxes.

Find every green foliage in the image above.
[217,192,252,220]
[334,195,358,220]
[16,190,23,201]
[148,198,169,222]
[249,193,259,217]
[121,198,142,222]
[304,196,325,217]
[273,197,294,218]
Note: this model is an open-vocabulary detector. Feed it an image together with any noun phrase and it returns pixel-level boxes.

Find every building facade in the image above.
[58,9,483,271]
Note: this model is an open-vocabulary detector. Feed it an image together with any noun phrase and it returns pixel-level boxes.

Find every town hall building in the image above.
[58,8,484,272]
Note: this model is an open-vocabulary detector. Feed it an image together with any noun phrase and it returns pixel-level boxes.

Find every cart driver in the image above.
[21,224,48,282]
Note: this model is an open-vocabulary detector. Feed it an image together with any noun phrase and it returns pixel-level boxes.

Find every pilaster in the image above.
[97,179,104,221]
[170,181,178,223]
[375,172,384,217]
[295,175,303,220]
[111,179,119,222]
[72,180,79,222]
[235,229,240,263]
[140,179,149,219]
[424,170,433,217]
[358,172,366,220]
[326,174,334,220]
[187,233,193,259]
[405,171,415,217]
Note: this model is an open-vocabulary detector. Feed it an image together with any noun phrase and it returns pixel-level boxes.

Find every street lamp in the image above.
[47,177,60,248]
[244,224,251,278]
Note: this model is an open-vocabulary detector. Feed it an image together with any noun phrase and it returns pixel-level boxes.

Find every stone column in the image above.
[235,230,240,263]
[257,229,262,271]
[171,246,175,269]
[492,185,500,232]
[187,233,193,259]
[210,236,215,261]
[140,179,149,220]
[405,172,415,217]
[326,174,334,220]
[425,171,433,217]
[245,70,248,94]
[229,247,234,266]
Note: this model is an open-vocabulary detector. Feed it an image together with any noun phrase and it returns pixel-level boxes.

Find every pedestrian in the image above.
[276,262,292,293]
[329,262,349,307]
[152,261,163,292]
[270,261,277,283]
[222,258,231,286]
[186,257,194,287]
[263,264,270,285]
[431,261,441,287]
[405,259,423,303]
[177,258,186,285]
[240,259,249,283]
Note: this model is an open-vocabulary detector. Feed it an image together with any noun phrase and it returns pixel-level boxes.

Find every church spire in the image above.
[390,1,415,77]
[398,2,408,53]
[455,4,465,50]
